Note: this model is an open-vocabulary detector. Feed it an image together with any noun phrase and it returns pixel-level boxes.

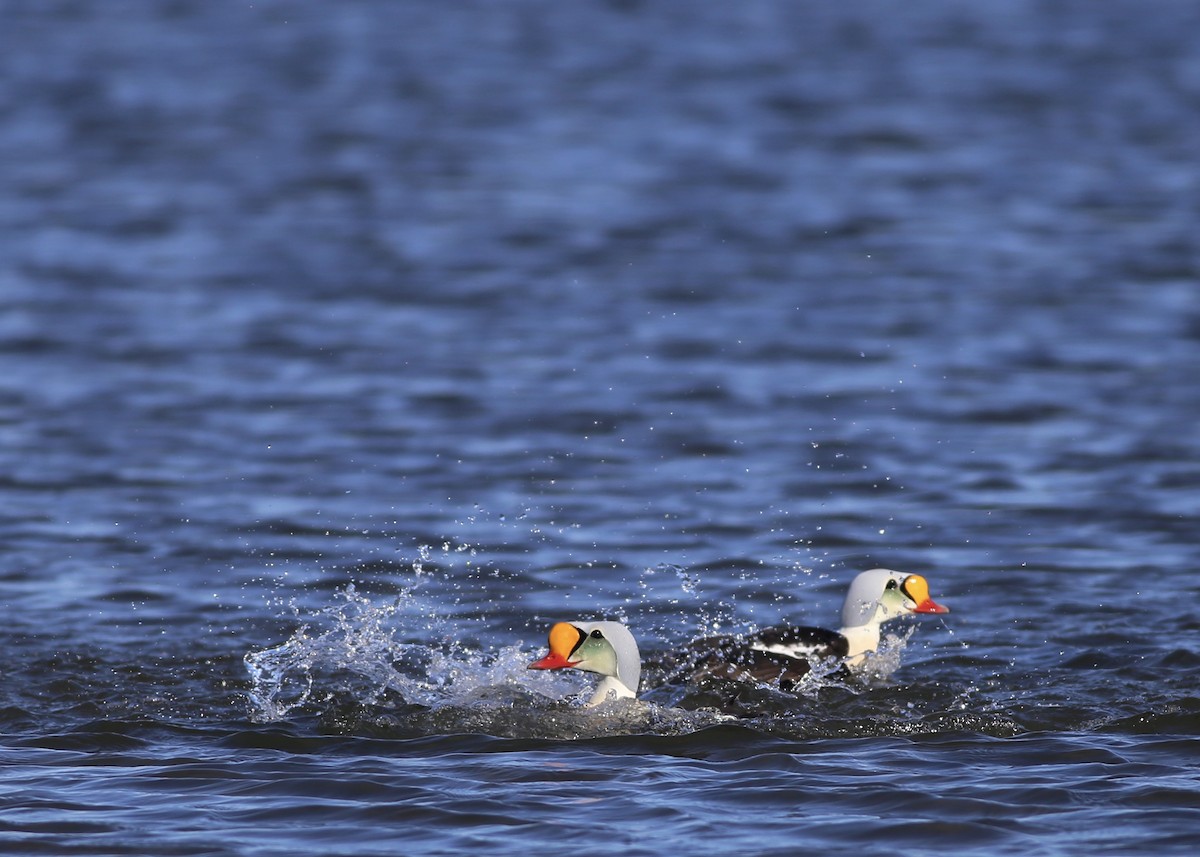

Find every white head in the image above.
[528,620,641,704]
[840,568,949,630]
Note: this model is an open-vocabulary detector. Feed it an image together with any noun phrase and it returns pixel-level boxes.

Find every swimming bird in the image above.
[528,569,948,702]
[528,620,641,706]
[681,568,949,689]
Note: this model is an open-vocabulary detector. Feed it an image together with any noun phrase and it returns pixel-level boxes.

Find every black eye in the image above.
[885,579,899,590]
[590,629,604,638]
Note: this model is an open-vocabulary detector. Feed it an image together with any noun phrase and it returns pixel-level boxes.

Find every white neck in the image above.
[838,622,882,669]
[586,675,637,707]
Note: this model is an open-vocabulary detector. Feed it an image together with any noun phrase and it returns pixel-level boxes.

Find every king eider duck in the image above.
[528,620,641,707]
[528,569,948,704]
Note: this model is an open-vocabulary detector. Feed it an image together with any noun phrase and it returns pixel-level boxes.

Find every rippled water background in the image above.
[3,1,1200,854]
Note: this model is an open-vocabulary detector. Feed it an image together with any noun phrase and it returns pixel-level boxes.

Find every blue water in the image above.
[3,1,1200,854]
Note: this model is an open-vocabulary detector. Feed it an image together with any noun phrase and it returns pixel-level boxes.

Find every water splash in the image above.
[244,585,421,721]
[242,583,737,737]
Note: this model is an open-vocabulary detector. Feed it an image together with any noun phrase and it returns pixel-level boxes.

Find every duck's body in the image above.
[529,569,949,703]
[678,624,850,689]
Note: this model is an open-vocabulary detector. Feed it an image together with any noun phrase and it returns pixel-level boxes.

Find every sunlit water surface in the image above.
[2,2,1199,855]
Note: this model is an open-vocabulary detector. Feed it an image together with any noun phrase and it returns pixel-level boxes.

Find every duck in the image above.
[527,620,641,706]
[681,568,949,689]
[527,569,948,703]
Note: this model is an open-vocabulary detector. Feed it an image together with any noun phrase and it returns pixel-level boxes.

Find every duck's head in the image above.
[528,620,641,702]
[840,569,949,630]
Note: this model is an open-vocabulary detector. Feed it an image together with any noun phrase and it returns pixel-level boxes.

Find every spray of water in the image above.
[244,585,423,721]
[242,581,734,738]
